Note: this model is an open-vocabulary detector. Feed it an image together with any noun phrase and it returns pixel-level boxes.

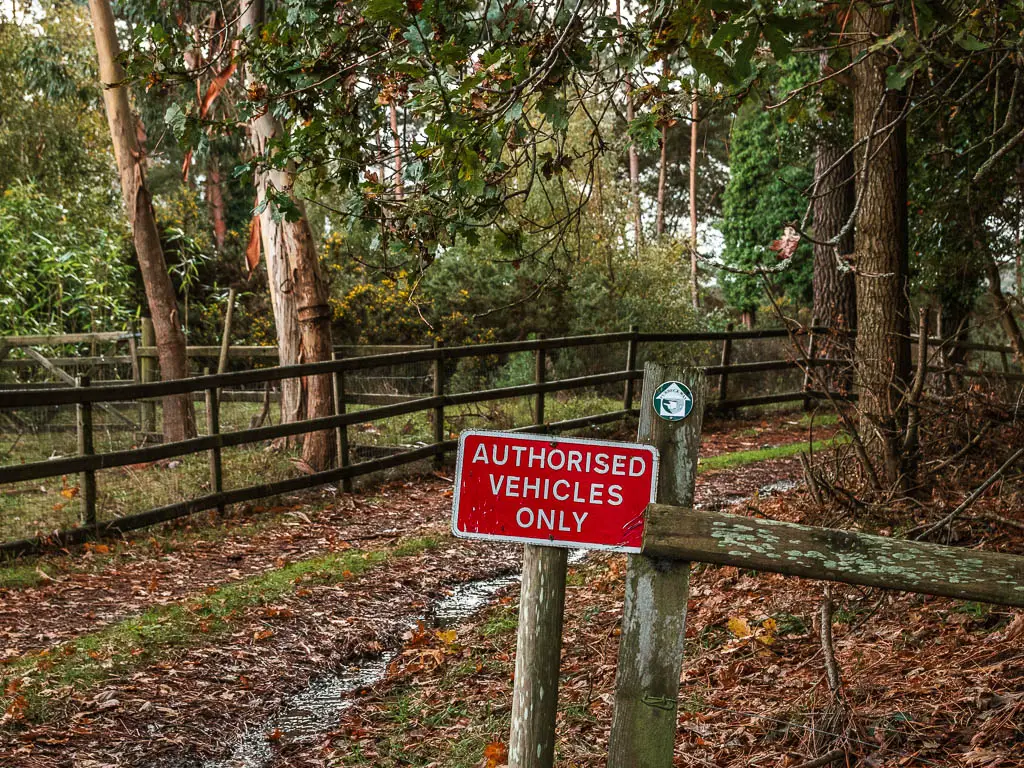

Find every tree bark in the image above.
[656,61,669,238]
[87,0,196,442]
[985,253,1024,367]
[689,88,699,308]
[389,100,404,202]
[616,0,642,252]
[207,153,228,252]
[812,129,856,387]
[240,0,335,469]
[656,124,668,237]
[850,3,911,489]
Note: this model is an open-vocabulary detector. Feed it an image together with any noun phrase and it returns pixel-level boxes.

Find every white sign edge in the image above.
[449,429,660,553]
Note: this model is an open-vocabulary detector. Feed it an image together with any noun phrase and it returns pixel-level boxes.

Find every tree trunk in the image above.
[389,100,404,202]
[985,253,1024,367]
[616,0,642,252]
[812,131,856,388]
[656,123,668,237]
[207,153,228,252]
[689,88,699,308]
[850,3,911,490]
[87,0,196,442]
[655,60,669,238]
[240,0,335,469]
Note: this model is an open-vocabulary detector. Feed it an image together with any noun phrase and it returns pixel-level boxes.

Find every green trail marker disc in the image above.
[652,380,693,421]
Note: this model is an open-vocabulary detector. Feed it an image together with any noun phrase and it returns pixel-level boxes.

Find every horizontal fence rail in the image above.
[1,326,1020,557]
[644,503,1024,607]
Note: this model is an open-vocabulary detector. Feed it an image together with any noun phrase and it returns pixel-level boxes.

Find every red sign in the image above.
[451,431,659,552]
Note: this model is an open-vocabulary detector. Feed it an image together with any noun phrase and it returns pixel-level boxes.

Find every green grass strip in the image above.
[698,433,850,473]
[0,536,439,726]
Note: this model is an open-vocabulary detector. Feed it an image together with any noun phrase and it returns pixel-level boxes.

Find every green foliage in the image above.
[0,3,138,338]
[0,183,135,335]
[719,64,815,315]
[0,6,110,195]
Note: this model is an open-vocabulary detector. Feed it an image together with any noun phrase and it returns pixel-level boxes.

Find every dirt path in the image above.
[0,485,446,660]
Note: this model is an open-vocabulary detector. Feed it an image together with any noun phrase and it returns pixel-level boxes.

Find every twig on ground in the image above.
[927,425,991,472]
[820,587,842,696]
[974,510,1024,532]
[913,446,1024,540]
[793,749,847,768]
[800,451,824,508]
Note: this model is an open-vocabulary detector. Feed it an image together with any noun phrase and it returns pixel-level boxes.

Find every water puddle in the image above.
[696,478,801,512]
[203,550,586,768]
[757,478,799,496]
[212,655,396,768]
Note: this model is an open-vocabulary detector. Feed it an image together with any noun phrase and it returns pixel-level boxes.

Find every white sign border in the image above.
[450,429,660,553]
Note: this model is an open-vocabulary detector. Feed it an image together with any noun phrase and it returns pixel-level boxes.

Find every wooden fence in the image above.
[501,364,1024,768]
[1,327,1020,557]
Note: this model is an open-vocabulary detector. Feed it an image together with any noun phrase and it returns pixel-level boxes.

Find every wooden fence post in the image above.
[432,340,445,469]
[331,350,352,492]
[718,322,733,404]
[608,362,705,768]
[203,368,224,514]
[127,328,139,384]
[509,544,568,768]
[623,325,639,411]
[76,375,97,527]
[216,287,237,377]
[535,335,546,428]
[139,317,156,433]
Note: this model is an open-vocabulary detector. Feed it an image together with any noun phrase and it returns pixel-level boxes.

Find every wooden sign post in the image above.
[451,431,660,768]
[608,362,705,767]
[509,543,567,767]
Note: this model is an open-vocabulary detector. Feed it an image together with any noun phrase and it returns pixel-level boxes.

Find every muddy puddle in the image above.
[202,551,585,768]
[697,478,800,511]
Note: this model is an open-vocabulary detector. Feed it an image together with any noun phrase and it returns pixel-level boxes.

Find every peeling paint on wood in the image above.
[608,364,706,767]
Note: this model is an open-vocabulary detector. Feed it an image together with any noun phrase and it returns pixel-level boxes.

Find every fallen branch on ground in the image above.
[913,446,1024,541]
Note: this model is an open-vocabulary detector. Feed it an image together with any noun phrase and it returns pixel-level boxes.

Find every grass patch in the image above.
[798,411,840,428]
[0,536,440,726]
[698,433,850,472]
[1,395,626,542]
[0,562,54,589]
[481,605,518,638]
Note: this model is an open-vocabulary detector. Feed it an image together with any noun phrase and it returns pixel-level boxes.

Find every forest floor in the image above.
[1,413,1022,768]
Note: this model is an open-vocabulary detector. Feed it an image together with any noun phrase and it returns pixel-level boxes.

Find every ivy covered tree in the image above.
[719,67,815,325]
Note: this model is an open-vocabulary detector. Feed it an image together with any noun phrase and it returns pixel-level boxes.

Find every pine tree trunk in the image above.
[812,135,856,388]
[656,123,668,237]
[655,62,669,238]
[850,3,911,489]
[240,0,335,469]
[390,100,404,202]
[88,0,196,442]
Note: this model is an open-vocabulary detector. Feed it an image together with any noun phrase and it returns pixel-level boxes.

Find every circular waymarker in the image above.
[652,380,694,421]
